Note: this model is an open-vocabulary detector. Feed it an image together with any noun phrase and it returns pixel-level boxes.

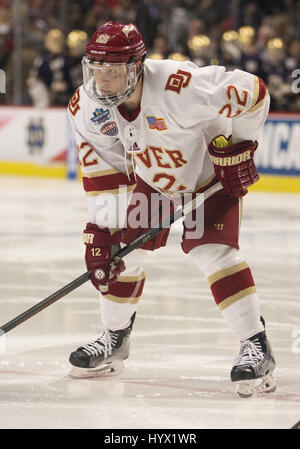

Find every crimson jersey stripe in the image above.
[210,267,255,306]
[254,77,267,106]
[82,172,136,193]
[108,277,146,298]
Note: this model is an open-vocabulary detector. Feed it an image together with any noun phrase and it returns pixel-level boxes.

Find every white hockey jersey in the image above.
[68,59,269,228]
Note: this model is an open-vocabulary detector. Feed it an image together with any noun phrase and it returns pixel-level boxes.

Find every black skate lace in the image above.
[81,327,118,358]
[235,338,264,366]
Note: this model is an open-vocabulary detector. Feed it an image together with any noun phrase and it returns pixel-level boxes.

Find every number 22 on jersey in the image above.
[219,85,249,118]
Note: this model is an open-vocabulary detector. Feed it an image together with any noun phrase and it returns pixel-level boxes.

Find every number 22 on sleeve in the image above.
[219,85,249,118]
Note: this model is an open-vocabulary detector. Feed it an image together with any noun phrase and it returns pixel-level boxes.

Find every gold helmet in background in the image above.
[238,26,255,45]
[147,53,164,60]
[45,29,64,54]
[168,52,189,61]
[266,38,285,64]
[67,30,88,57]
[188,34,216,66]
[188,34,212,58]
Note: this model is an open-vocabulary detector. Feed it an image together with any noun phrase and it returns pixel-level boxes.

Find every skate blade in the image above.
[68,361,124,379]
[236,373,276,398]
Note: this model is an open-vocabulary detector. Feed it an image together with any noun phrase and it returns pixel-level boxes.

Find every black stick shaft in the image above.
[0,271,91,334]
[0,182,222,334]
[0,222,170,334]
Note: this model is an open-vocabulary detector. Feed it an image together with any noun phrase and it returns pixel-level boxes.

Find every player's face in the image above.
[92,63,127,96]
[82,57,141,107]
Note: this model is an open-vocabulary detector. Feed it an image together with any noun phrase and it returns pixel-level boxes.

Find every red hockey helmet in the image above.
[86,21,146,63]
[82,22,147,107]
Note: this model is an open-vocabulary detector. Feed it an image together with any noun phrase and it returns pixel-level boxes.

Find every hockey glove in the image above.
[83,222,125,293]
[208,135,259,198]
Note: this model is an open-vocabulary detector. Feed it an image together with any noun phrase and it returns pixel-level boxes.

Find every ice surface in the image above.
[0,177,299,429]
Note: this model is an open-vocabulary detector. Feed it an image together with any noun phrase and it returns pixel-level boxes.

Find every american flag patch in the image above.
[145,116,167,131]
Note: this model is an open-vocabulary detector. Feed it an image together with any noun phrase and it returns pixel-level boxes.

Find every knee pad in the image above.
[189,243,242,278]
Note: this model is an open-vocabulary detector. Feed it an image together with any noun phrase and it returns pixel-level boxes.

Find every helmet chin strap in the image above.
[135,63,144,86]
[122,62,144,104]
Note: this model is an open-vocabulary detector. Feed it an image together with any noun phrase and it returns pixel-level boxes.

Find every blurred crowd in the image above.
[0,0,300,111]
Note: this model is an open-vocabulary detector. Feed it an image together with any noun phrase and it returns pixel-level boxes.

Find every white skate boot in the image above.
[231,330,276,398]
[69,313,135,378]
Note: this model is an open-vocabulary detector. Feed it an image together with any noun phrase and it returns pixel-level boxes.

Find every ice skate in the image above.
[231,331,276,398]
[69,313,135,378]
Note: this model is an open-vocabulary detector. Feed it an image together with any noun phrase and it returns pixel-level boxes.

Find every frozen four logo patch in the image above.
[100,121,118,136]
[90,108,110,125]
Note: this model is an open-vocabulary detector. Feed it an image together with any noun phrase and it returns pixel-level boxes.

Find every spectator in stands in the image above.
[148,34,171,59]
[1,0,299,111]
[27,28,87,107]
[260,38,291,110]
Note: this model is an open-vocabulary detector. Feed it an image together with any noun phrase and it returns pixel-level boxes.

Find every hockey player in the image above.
[67,21,276,397]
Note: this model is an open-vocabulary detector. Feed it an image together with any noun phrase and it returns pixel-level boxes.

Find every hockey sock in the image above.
[100,271,146,330]
[207,261,264,340]
[189,245,264,341]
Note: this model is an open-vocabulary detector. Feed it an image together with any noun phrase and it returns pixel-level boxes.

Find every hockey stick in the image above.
[0,181,222,335]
